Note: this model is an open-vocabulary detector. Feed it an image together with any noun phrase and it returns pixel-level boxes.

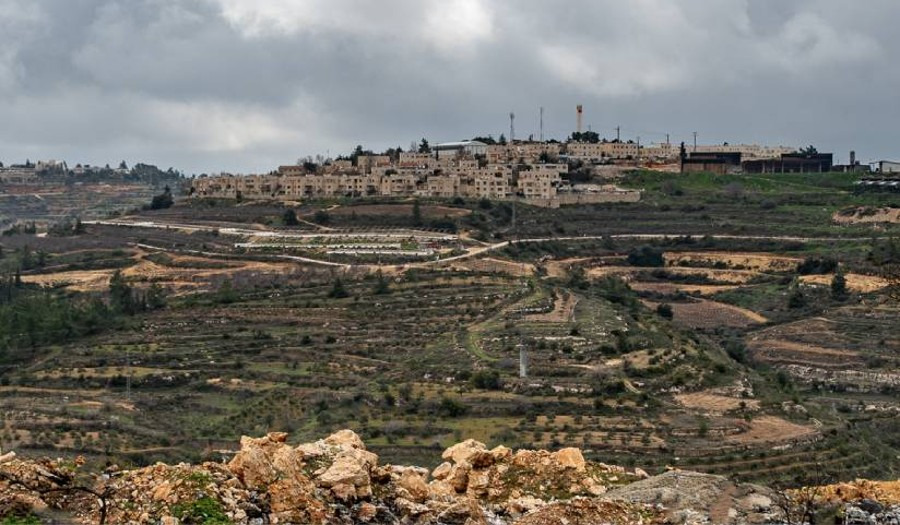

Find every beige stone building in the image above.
[692,144,796,159]
[566,141,640,160]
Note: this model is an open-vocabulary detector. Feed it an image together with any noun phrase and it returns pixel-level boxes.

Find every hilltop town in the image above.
[188,134,809,207]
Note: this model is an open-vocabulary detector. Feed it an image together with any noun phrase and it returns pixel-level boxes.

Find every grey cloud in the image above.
[1,0,898,173]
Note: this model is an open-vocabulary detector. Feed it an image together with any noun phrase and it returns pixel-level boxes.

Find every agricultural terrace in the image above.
[0,170,898,487]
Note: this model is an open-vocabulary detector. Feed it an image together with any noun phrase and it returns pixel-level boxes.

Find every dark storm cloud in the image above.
[1,0,898,173]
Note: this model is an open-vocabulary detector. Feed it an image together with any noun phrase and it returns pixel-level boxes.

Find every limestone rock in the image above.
[448,461,472,493]
[317,447,379,500]
[0,449,16,464]
[429,479,457,500]
[227,432,294,488]
[506,495,546,515]
[443,439,491,466]
[397,469,430,503]
[432,461,453,480]
[490,445,512,462]
[324,429,367,450]
[356,501,378,522]
[554,448,586,472]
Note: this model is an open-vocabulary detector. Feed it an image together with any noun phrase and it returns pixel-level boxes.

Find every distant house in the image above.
[877,160,900,173]
[433,141,489,159]
[743,153,833,174]
[680,151,742,175]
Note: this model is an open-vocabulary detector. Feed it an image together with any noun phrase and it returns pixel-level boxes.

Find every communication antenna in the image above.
[693,131,698,152]
[509,112,515,143]
[616,126,621,142]
[539,107,544,142]
[519,345,528,378]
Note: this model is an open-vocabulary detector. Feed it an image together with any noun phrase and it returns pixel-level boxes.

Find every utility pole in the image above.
[637,136,641,168]
[125,346,131,401]
[693,132,698,152]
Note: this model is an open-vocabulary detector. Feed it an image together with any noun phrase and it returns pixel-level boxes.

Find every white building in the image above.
[877,160,900,173]
[433,140,489,159]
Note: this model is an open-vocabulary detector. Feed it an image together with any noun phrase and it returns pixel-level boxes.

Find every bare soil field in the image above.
[22,269,118,292]
[326,203,472,218]
[452,257,534,277]
[630,282,741,296]
[675,392,760,415]
[643,298,767,328]
[544,257,597,278]
[588,265,762,284]
[526,291,579,322]
[800,272,891,293]
[833,206,900,224]
[747,339,864,368]
[665,251,802,272]
[725,416,817,445]
[23,250,300,293]
[744,308,898,371]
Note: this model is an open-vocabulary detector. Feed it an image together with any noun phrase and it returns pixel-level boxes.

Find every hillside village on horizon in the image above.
[6,105,900,209]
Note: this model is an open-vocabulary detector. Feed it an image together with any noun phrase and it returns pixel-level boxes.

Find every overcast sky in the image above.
[1,0,898,174]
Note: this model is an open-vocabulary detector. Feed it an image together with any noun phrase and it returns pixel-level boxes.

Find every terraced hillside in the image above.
[1,170,898,488]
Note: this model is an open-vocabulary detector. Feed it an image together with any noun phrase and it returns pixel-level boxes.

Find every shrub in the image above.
[328,277,349,298]
[1,515,41,525]
[171,497,231,525]
[831,265,848,301]
[797,257,837,275]
[656,303,674,319]
[471,369,502,390]
[627,246,665,267]
[313,210,331,224]
[282,209,299,226]
[438,396,469,417]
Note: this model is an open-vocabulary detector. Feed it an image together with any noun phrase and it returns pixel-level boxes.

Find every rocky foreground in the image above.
[1,431,899,524]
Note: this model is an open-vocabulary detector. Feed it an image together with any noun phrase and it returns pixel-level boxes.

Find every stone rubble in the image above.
[0,431,898,524]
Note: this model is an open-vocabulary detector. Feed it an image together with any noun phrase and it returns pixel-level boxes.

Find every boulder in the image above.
[506,495,546,515]
[447,461,472,493]
[317,447,379,500]
[490,445,512,462]
[324,429,367,451]
[432,461,453,480]
[554,448,586,472]
[434,498,488,525]
[428,480,457,500]
[0,449,16,464]
[228,432,299,488]
[329,482,357,502]
[356,502,378,522]
[443,439,489,465]
[466,470,491,497]
[397,469,430,503]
